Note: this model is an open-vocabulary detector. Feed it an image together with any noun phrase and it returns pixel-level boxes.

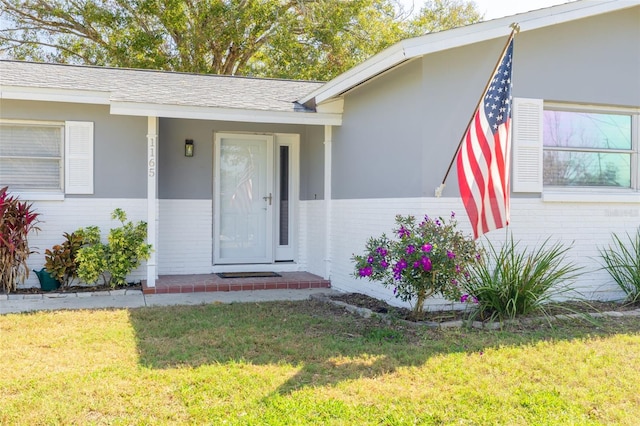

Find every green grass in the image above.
[2,300,640,425]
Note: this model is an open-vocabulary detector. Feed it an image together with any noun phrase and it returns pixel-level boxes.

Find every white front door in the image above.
[214,133,274,264]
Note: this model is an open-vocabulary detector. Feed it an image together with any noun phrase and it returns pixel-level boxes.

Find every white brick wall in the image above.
[158,199,213,275]
[19,195,637,307]
[329,197,638,309]
[298,200,325,277]
[20,198,147,288]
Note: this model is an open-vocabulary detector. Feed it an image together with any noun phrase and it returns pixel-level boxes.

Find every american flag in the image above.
[456,37,514,239]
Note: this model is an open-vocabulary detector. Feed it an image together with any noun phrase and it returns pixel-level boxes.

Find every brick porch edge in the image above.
[142,272,331,295]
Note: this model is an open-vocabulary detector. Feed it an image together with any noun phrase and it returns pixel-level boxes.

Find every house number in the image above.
[148,139,156,177]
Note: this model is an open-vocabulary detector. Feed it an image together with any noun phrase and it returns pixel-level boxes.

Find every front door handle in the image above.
[263,193,272,205]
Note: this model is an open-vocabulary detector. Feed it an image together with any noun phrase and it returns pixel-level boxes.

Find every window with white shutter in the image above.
[511,99,639,200]
[0,119,94,196]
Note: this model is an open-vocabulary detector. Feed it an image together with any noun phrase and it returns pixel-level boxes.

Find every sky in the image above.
[400,0,574,20]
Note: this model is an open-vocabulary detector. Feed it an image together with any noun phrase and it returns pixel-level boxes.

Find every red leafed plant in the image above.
[0,186,41,293]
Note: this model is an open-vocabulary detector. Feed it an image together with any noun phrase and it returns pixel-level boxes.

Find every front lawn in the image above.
[2,300,639,424]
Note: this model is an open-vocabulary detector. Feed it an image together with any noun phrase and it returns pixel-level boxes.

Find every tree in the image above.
[0,0,482,80]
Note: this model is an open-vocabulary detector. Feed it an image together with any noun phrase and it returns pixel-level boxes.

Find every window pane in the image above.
[0,125,62,157]
[0,158,61,190]
[543,151,631,187]
[0,123,63,191]
[279,146,289,246]
[543,111,631,150]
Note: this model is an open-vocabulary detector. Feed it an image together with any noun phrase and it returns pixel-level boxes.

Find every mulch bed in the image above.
[329,292,640,323]
[10,282,142,294]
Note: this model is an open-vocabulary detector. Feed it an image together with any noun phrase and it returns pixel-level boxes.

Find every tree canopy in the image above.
[0,0,482,80]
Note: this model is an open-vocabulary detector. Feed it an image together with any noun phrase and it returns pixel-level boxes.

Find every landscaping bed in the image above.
[328,292,640,324]
[10,282,142,294]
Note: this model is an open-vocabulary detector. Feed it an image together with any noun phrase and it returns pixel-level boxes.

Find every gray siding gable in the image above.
[332,5,640,200]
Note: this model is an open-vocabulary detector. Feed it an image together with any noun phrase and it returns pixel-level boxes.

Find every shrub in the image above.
[353,212,480,320]
[44,232,84,289]
[462,235,581,321]
[598,228,640,303]
[75,208,152,287]
[0,186,41,293]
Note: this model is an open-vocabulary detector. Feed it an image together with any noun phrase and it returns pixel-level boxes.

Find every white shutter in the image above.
[65,121,94,194]
[512,98,543,193]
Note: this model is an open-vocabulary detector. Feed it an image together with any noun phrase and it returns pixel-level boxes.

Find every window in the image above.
[0,121,64,191]
[512,98,639,197]
[0,119,94,197]
[543,110,633,188]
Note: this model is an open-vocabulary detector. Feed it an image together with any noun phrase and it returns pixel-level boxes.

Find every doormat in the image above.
[216,272,282,279]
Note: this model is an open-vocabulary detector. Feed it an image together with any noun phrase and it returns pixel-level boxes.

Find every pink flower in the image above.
[359,266,373,277]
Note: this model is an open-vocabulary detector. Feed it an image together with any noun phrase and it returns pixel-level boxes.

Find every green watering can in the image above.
[33,268,61,292]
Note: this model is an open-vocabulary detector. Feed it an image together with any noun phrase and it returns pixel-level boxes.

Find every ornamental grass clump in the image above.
[598,228,640,303]
[0,186,41,293]
[353,212,480,320]
[461,235,581,321]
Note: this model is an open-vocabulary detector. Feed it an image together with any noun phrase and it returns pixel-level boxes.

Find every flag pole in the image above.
[435,23,520,198]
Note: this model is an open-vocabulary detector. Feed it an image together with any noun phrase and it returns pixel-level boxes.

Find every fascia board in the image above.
[405,0,639,58]
[110,101,342,126]
[299,46,408,105]
[0,85,110,105]
[304,0,637,104]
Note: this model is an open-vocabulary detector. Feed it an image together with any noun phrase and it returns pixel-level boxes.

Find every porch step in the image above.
[142,272,331,295]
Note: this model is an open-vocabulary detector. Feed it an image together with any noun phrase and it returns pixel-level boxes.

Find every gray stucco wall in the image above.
[158,118,324,200]
[0,99,147,198]
[332,6,640,200]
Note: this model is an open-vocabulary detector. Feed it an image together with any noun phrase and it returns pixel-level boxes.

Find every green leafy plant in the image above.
[0,186,41,293]
[462,235,581,321]
[75,208,152,288]
[44,232,84,289]
[598,228,640,304]
[352,212,480,320]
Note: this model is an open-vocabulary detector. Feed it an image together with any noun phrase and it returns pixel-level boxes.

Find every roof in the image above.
[0,61,339,125]
[2,0,637,123]
[300,0,640,106]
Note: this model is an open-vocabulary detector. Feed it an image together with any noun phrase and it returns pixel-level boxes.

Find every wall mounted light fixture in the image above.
[185,139,194,157]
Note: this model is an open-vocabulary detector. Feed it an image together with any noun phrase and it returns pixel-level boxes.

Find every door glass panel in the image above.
[279,145,289,246]
[218,137,269,261]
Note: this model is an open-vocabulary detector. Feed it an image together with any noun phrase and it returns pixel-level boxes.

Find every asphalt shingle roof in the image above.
[0,60,323,113]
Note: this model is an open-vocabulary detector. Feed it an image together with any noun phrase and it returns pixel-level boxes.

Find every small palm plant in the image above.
[598,228,640,304]
[462,235,581,321]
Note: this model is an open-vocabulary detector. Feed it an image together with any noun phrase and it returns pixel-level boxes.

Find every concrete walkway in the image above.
[0,288,342,315]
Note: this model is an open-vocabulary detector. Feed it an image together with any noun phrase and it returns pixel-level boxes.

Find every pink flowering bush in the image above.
[353,212,480,319]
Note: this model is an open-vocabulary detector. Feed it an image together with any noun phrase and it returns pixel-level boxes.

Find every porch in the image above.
[142,271,331,295]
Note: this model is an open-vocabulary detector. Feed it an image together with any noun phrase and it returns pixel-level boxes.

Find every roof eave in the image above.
[110,101,342,126]
[1,84,340,125]
[0,84,111,104]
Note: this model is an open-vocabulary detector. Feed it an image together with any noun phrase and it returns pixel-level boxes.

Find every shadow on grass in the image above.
[127,299,639,395]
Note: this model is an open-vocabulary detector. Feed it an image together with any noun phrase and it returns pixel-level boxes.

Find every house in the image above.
[1,0,638,308]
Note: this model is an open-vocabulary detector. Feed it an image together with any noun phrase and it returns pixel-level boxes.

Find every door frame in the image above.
[212,132,299,269]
